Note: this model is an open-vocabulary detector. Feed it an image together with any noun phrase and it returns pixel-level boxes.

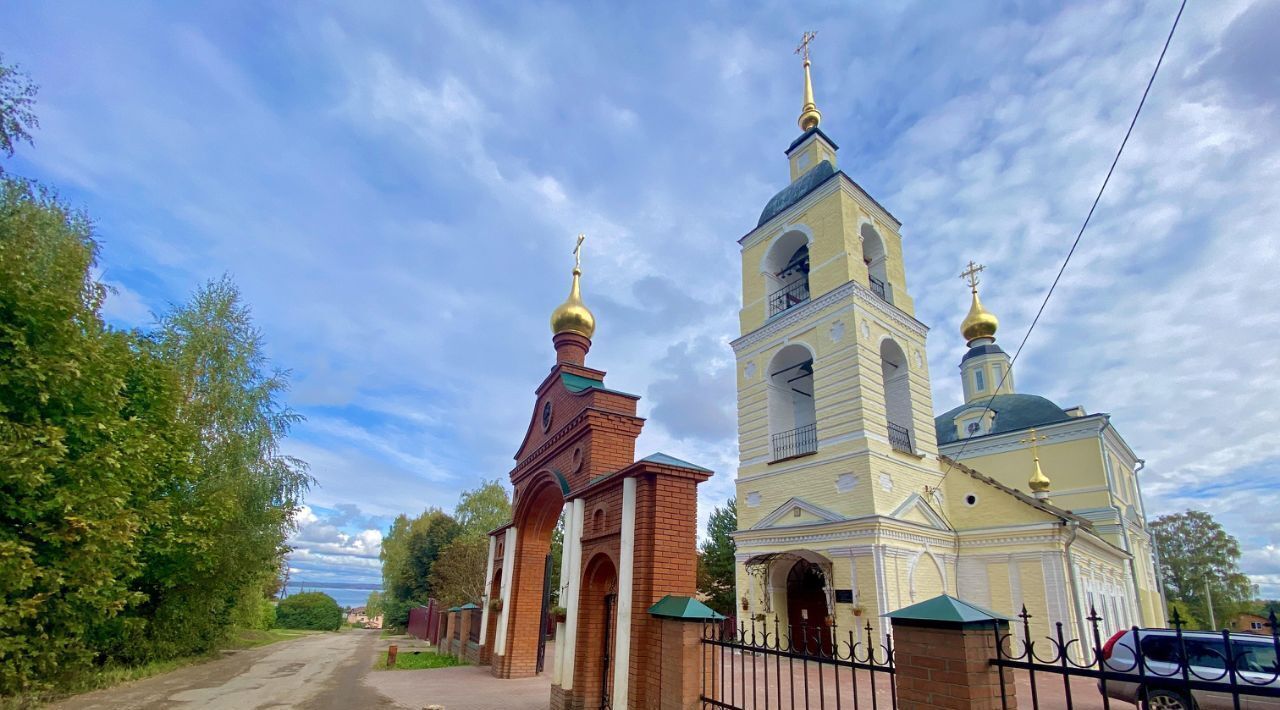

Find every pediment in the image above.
[752,497,845,529]
[890,493,951,531]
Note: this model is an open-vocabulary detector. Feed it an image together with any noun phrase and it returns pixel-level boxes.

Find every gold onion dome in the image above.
[961,289,999,344]
[550,266,595,339]
[1029,457,1051,493]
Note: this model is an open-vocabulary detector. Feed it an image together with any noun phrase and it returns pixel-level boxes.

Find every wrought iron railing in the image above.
[768,280,811,317]
[771,423,817,461]
[468,610,481,644]
[991,606,1280,710]
[887,422,913,454]
[701,618,897,709]
[869,276,887,301]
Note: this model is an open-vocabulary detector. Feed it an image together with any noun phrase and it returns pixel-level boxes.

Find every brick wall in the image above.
[893,621,1015,710]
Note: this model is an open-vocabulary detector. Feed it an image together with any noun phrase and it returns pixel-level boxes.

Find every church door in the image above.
[786,559,832,655]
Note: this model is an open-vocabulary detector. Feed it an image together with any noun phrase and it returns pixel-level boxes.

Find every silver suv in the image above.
[1100,628,1279,710]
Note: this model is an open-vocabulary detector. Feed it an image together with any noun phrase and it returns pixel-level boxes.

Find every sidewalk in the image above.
[367,663,552,710]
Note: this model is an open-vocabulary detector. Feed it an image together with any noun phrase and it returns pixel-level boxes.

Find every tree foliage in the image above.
[275,592,342,631]
[0,185,308,692]
[1151,510,1255,630]
[0,55,38,167]
[379,509,460,628]
[454,479,511,537]
[430,535,491,607]
[697,498,737,616]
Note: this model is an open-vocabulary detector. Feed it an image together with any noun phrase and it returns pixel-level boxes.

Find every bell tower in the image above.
[732,36,941,531]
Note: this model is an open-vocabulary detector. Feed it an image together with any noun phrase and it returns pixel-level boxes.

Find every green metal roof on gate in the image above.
[648,595,725,621]
[883,594,1011,624]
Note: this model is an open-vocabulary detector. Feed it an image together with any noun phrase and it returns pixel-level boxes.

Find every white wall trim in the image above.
[561,499,586,690]
[612,478,638,709]
[479,534,497,649]
[494,526,518,657]
[552,503,579,686]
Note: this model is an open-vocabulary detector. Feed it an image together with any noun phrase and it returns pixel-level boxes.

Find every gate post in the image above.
[649,596,724,710]
[886,594,1017,710]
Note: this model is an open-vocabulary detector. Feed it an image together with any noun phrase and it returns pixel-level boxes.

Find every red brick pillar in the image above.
[648,596,721,710]
[656,618,704,709]
[457,608,472,661]
[893,619,1016,710]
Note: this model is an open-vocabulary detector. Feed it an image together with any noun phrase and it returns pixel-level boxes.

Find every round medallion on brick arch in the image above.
[540,400,553,432]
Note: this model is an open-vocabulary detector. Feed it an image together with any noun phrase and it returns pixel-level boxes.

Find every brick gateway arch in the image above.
[479,326,712,709]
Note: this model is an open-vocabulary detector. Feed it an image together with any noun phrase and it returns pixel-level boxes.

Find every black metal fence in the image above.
[869,277,887,301]
[991,606,1280,710]
[772,423,818,462]
[701,619,897,710]
[886,423,912,454]
[768,280,811,317]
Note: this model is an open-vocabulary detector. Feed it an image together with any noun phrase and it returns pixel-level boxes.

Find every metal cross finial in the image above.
[572,232,585,270]
[1019,427,1048,459]
[795,31,818,61]
[960,260,986,292]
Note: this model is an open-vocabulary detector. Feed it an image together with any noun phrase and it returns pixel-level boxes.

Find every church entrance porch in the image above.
[785,558,833,655]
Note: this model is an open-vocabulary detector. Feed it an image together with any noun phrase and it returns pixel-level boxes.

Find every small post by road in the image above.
[387,644,398,668]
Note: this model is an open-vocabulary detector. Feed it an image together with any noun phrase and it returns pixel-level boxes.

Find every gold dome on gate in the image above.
[550,267,595,339]
[550,234,596,339]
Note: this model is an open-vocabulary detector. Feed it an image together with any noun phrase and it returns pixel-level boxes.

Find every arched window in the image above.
[861,224,891,303]
[764,231,811,317]
[880,339,915,453]
[768,344,817,461]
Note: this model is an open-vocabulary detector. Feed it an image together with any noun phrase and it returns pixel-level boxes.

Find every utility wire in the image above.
[935,0,1187,484]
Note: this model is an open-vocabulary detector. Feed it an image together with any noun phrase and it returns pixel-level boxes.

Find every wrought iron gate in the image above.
[601,592,617,710]
[536,552,552,674]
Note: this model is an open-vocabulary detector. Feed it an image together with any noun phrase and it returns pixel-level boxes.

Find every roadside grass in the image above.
[230,628,318,649]
[0,628,321,709]
[375,650,464,671]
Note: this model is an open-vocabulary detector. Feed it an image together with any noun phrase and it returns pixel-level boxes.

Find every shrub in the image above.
[274,593,342,631]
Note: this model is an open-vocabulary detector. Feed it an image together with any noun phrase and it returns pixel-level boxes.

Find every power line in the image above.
[935,0,1187,483]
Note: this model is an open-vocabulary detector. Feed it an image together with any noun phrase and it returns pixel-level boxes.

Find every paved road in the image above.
[53,629,399,710]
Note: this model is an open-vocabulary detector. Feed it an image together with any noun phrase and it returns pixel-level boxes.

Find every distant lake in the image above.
[281,581,381,609]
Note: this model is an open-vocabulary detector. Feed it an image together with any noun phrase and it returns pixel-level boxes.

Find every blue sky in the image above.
[3,0,1278,596]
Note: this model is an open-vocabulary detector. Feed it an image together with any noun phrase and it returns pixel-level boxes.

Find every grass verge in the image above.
[375,650,464,671]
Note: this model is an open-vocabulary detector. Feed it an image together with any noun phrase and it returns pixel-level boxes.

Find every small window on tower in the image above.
[992,363,1002,386]
[974,369,986,391]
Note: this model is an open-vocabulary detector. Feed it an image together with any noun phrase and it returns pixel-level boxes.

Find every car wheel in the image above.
[1146,688,1193,710]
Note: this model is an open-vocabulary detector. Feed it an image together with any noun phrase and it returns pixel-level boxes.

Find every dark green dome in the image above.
[934,393,1071,445]
[758,160,837,227]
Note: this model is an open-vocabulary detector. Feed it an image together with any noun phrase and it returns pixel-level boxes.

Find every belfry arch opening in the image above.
[768,344,816,461]
[861,223,891,303]
[764,230,811,317]
[880,338,915,454]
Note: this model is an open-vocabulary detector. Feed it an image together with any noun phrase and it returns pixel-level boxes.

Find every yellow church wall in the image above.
[941,470,1058,530]
[949,438,1112,512]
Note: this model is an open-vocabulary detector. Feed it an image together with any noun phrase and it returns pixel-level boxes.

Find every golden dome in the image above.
[550,267,595,339]
[960,290,999,344]
[1029,456,1051,493]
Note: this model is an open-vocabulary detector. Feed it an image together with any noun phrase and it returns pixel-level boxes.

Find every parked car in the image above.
[1099,628,1279,710]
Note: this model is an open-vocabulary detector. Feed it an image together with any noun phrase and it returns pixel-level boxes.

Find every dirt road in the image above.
[52,629,399,710]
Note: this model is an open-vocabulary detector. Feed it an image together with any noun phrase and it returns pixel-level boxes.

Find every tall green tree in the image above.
[124,277,311,660]
[429,481,512,607]
[0,177,167,692]
[697,498,737,616]
[379,509,459,628]
[1151,510,1255,629]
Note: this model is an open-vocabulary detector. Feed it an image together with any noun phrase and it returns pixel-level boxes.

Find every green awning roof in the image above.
[459,603,479,610]
[447,606,461,612]
[640,452,713,473]
[561,372,604,393]
[883,594,1010,624]
[648,595,725,621]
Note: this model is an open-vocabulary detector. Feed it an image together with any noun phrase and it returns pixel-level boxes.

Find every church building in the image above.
[730,39,1165,649]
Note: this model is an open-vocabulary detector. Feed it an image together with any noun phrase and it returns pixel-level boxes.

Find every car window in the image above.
[1141,635,1179,663]
[1232,642,1277,673]
[1183,639,1228,670]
